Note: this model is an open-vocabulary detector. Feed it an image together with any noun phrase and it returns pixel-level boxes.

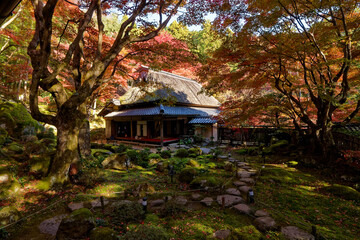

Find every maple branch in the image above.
[0,2,24,30]
[95,0,104,60]
[343,100,360,124]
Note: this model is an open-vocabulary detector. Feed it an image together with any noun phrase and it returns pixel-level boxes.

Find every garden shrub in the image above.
[90,128,105,141]
[160,150,171,159]
[193,134,204,144]
[137,148,151,168]
[247,147,259,156]
[109,202,144,225]
[189,176,219,189]
[175,148,189,158]
[160,201,187,218]
[210,148,222,158]
[189,147,202,156]
[187,159,200,168]
[90,227,117,240]
[269,140,289,152]
[178,167,198,183]
[148,153,161,160]
[237,149,247,155]
[321,184,360,201]
[119,225,169,240]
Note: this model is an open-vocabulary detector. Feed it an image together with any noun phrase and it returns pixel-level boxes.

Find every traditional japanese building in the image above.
[99,67,220,145]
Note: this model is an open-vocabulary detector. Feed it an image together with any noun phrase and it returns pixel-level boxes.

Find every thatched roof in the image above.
[119,69,220,108]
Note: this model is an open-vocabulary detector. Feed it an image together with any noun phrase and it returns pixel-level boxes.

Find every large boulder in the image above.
[0,206,20,225]
[101,153,127,170]
[39,214,68,237]
[56,208,95,240]
[254,216,277,232]
[216,195,244,207]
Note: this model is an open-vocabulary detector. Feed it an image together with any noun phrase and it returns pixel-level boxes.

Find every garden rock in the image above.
[213,229,231,239]
[242,166,252,170]
[216,195,243,207]
[239,186,251,194]
[39,214,68,236]
[0,206,20,225]
[149,199,165,207]
[224,162,233,171]
[237,171,251,178]
[68,202,84,211]
[237,162,247,167]
[226,188,241,196]
[233,204,252,215]
[191,193,202,200]
[56,208,95,240]
[281,226,315,240]
[0,171,11,184]
[174,196,188,205]
[200,147,211,154]
[219,155,228,160]
[201,197,213,206]
[233,181,246,187]
[91,198,109,208]
[254,216,277,232]
[254,210,269,217]
[240,178,255,184]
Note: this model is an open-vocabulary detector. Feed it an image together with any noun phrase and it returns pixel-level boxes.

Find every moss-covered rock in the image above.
[178,168,198,184]
[90,227,117,240]
[187,159,200,168]
[56,208,95,240]
[7,142,24,154]
[102,153,127,170]
[321,184,360,201]
[0,102,43,138]
[175,148,189,158]
[190,176,220,189]
[29,156,51,177]
[0,206,20,225]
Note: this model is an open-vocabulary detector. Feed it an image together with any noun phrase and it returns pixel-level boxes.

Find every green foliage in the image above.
[160,201,187,218]
[160,150,171,159]
[210,148,223,158]
[246,147,259,156]
[90,128,105,141]
[175,148,189,158]
[109,202,144,225]
[237,149,248,155]
[320,184,360,202]
[0,228,9,239]
[178,167,198,183]
[37,127,56,140]
[81,156,103,169]
[126,148,150,168]
[119,225,169,240]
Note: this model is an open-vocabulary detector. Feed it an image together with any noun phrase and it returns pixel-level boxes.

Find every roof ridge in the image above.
[150,69,199,84]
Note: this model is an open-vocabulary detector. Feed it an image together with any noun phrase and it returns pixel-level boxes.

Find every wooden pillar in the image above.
[130,118,133,140]
[160,118,164,147]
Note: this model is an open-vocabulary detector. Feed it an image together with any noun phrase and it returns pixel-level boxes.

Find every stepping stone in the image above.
[91,198,109,208]
[242,166,252,170]
[226,188,241,196]
[233,204,252,215]
[191,193,202,200]
[218,155,228,160]
[237,171,251,178]
[247,169,258,175]
[239,186,251,193]
[68,202,84,211]
[233,181,247,187]
[174,196,187,205]
[201,197,213,206]
[254,216,277,231]
[217,195,243,207]
[281,226,315,240]
[149,199,165,207]
[237,162,247,167]
[254,210,269,217]
[213,229,231,239]
[39,214,68,236]
[240,178,255,184]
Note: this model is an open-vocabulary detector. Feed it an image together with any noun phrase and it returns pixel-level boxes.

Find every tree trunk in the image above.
[79,118,91,157]
[308,125,337,163]
[47,120,82,185]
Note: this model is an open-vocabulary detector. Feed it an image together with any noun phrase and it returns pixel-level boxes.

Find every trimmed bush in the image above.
[160,150,171,159]
[175,148,189,158]
[148,153,161,160]
[189,147,202,156]
[160,201,186,218]
[109,202,144,225]
[178,167,198,183]
[237,149,247,155]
